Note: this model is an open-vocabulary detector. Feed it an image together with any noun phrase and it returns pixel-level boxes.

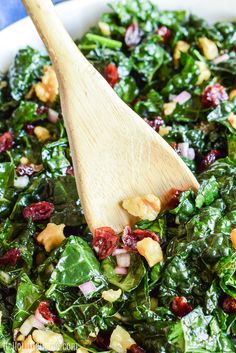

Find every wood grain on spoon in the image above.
[22,0,199,232]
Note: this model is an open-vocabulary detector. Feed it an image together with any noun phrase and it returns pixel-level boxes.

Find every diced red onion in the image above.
[19,317,33,336]
[115,266,128,275]
[19,314,45,336]
[213,54,229,65]
[48,108,59,124]
[35,308,50,325]
[79,281,96,296]
[116,253,131,268]
[173,91,191,105]
[112,248,128,256]
[29,315,45,330]
[14,176,29,189]
[178,142,189,158]
[169,94,177,101]
[187,148,195,161]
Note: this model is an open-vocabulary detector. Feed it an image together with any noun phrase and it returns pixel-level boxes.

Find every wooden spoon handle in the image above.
[22,0,87,70]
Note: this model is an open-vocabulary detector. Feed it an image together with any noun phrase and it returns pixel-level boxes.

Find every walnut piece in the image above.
[230,229,236,249]
[196,61,211,85]
[98,21,111,36]
[228,112,236,129]
[137,237,163,267]
[163,101,176,116]
[34,126,51,142]
[122,194,161,221]
[229,89,236,101]
[18,335,40,353]
[37,223,65,252]
[173,41,190,64]
[159,125,172,137]
[198,37,219,60]
[109,326,135,353]
[102,289,122,302]
[35,65,59,103]
[32,329,64,351]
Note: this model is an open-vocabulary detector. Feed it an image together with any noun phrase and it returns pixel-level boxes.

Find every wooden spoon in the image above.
[22,0,199,232]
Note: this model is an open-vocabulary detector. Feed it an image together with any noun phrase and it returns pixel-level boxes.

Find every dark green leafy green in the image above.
[207,100,236,133]
[0,1,236,352]
[101,253,146,292]
[132,36,165,81]
[11,101,47,130]
[8,47,48,101]
[42,138,70,176]
[50,236,106,294]
[13,274,43,328]
[195,176,219,208]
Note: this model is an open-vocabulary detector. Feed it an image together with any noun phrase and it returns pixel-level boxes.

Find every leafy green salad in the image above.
[0,0,236,352]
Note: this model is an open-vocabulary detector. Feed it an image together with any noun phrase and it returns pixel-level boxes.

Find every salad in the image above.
[0,0,236,352]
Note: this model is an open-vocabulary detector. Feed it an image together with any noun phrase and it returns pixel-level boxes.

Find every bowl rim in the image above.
[0,0,235,72]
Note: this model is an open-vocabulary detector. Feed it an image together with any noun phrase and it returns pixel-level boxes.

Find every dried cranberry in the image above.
[95,331,110,350]
[201,84,228,108]
[0,248,21,266]
[93,227,119,260]
[66,165,74,176]
[37,301,59,324]
[171,296,193,318]
[122,226,160,252]
[125,23,142,47]
[24,124,35,135]
[166,188,183,209]
[198,149,221,172]
[23,201,55,222]
[144,117,164,131]
[222,296,236,314]
[104,63,119,88]
[129,344,146,353]
[16,164,34,177]
[36,106,49,115]
[0,131,13,153]
[157,26,172,44]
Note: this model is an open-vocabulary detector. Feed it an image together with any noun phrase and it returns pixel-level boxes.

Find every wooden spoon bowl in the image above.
[22,0,199,232]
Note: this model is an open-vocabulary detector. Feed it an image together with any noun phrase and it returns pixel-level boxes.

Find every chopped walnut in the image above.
[159,126,171,137]
[98,21,111,36]
[230,229,236,249]
[229,89,236,101]
[196,61,211,85]
[37,223,66,252]
[102,289,122,302]
[34,126,51,142]
[20,157,30,165]
[35,65,59,103]
[122,194,161,221]
[173,41,190,64]
[18,335,40,353]
[228,112,236,129]
[137,237,163,267]
[32,330,64,351]
[163,101,176,116]
[198,37,219,60]
[0,81,7,89]
[109,326,135,353]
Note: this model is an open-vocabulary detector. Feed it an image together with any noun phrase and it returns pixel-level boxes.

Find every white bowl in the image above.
[0,0,235,73]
